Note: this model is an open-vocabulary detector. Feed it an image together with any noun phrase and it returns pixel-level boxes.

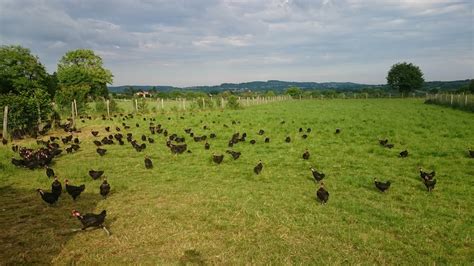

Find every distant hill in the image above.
[109,79,471,93]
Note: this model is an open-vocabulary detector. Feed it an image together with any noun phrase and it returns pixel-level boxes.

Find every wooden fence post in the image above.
[161,98,164,110]
[73,99,78,117]
[2,106,8,139]
[183,98,186,110]
[221,98,224,108]
[135,99,138,112]
[106,99,110,117]
[450,94,453,105]
[71,102,76,127]
[465,95,468,106]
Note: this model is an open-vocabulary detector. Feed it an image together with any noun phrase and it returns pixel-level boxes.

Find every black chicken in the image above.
[213,154,224,164]
[374,178,391,192]
[285,136,291,143]
[399,150,408,158]
[91,131,99,137]
[45,166,55,178]
[100,178,111,198]
[144,156,153,169]
[254,160,263,175]
[204,142,210,150]
[307,128,312,133]
[335,128,341,134]
[258,129,265,135]
[37,188,59,205]
[93,140,102,147]
[423,178,437,192]
[96,148,107,156]
[89,170,104,180]
[316,183,329,204]
[65,179,85,200]
[302,134,308,139]
[264,137,270,143]
[302,150,310,160]
[72,210,109,236]
[419,168,435,181]
[51,176,62,196]
[311,167,325,182]
[250,140,256,145]
[105,126,110,132]
[226,150,241,160]
[469,149,474,158]
[299,128,303,132]
[379,139,388,146]
[385,144,394,149]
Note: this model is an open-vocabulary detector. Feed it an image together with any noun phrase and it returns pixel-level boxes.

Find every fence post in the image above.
[450,94,453,105]
[73,99,78,117]
[135,99,138,112]
[365,93,368,99]
[465,95,468,106]
[221,98,224,108]
[106,99,110,117]
[183,98,186,110]
[202,98,205,109]
[2,106,8,140]
[71,102,76,127]
[161,98,164,110]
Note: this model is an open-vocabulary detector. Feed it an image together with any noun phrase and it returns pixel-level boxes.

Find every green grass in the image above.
[0,99,473,264]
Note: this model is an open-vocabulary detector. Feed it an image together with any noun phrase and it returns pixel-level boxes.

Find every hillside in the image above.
[108,79,471,93]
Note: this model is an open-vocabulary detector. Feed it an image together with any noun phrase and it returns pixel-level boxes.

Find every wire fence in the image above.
[424,94,474,112]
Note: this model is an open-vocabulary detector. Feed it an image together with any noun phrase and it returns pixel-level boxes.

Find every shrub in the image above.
[226,96,241,110]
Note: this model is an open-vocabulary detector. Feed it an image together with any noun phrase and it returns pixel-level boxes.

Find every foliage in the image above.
[54,84,90,113]
[226,96,241,109]
[285,86,302,97]
[0,89,52,135]
[387,62,424,93]
[469,80,474,93]
[0,45,49,95]
[136,98,149,113]
[57,49,113,99]
[94,98,121,114]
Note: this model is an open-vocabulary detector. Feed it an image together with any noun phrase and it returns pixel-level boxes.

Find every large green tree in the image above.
[57,49,113,98]
[0,45,53,135]
[386,62,424,93]
[0,45,49,94]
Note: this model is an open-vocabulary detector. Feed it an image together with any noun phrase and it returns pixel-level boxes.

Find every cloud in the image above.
[0,0,472,86]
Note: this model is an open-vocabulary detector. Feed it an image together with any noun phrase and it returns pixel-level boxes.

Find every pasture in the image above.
[0,99,473,264]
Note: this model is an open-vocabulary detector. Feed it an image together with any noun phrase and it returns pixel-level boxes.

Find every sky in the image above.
[0,0,472,87]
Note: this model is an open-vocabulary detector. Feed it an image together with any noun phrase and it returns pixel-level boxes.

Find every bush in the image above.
[95,98,121,114]
[0,89,52,137]
[226,96,241,109]
[136,98,149,113]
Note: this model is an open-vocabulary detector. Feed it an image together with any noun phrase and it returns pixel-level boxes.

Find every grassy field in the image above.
[0,99,473,264]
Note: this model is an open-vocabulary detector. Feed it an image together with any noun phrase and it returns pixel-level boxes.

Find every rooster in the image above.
[302,150,310,160]
[316,182,329,204]
[374,178,391,192]
[100,178,110,198]
[89,170,104,180]
[37,188,59,205]
[51,176,62,196]
[212,154,224,164]
[310,167,325,182]
[72,210,110,236]
[254,160,263,175]
[65,179,85,200]
[144,156,153,169]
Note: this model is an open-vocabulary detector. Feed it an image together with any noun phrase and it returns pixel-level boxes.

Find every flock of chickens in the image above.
[5,112,473,235]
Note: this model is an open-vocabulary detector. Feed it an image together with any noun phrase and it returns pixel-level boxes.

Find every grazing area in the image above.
[0,99,473,264]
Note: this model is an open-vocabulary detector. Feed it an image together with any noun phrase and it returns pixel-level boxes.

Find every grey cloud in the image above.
[0,0,471,86]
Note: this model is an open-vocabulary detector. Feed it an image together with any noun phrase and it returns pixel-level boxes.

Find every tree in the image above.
[0,45,53,137]
[285,86,302,97]
[0,45,49,94]
[57,49,113,99]
[386,62,424,94]
[469,80,474,94]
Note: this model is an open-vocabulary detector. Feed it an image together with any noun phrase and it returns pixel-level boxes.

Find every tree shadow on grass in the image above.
[0,185,102,264]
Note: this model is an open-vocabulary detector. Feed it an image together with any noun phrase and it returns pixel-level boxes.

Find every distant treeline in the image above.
[109,79,473,99]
